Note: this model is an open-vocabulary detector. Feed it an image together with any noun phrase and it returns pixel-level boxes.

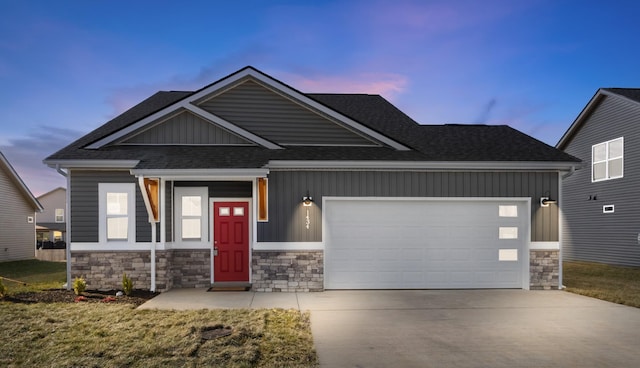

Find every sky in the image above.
[2,0,640,196]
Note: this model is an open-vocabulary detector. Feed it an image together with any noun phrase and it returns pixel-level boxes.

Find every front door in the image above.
[213,201,250,282]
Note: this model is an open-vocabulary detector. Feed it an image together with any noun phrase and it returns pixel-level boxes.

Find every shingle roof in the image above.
[46,79,579,168]
[602,88,640,104]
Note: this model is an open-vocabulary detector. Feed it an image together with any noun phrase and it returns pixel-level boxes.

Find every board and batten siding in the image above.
[122,110,251,145]
[562,95,640,266]
[258,170,559,243]
[0,166,36,261]
[198,79,377,146]
[69,170,151,243]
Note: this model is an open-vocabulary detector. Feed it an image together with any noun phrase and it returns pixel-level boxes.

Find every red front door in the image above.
[213,202,249,282]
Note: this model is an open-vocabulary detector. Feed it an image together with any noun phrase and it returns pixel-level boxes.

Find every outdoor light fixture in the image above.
[303,191,313,207]
[540,196,557,207]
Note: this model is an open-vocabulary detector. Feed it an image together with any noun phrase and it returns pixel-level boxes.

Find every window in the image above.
[99,183,136,243]
[55,208,64,223]
[592,137,623,182]
[175,187,207,242]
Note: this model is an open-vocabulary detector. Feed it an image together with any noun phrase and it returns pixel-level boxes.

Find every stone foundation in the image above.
[529,250,560,290]
[252,251,324,292]
[71,251,156,291]
[71,249,209,292]
[170,249,211,288]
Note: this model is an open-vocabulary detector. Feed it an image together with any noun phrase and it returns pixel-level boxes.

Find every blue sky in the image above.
[2,0,640,195]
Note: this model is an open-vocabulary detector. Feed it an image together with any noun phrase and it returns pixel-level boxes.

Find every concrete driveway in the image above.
[139,289,640,367]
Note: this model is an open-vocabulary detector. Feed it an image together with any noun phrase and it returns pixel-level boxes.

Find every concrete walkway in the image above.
[138,289,640,367]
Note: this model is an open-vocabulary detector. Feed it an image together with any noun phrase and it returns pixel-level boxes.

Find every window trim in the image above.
[592,137,624,182]
[55,208,64,223]
[98,183,136,243]
[174,187,208,243]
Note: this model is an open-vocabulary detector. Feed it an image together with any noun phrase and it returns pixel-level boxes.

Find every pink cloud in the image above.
[281,72,409,101]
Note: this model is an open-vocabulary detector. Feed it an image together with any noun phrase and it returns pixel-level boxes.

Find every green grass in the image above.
[0,303,318,367]
[563,261,640,308]
[0,259,66,293]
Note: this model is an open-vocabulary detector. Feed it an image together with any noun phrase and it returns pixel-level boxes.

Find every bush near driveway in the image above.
[0,303,318,368]
[563,261,640,308]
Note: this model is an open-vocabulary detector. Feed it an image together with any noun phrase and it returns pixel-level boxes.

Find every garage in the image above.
[324,198,530,289]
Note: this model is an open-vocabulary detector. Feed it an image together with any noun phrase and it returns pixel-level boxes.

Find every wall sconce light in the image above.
[540,196,557,207]
[302,191,313,207]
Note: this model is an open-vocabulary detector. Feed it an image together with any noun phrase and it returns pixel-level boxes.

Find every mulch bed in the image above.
[2,289,158,307]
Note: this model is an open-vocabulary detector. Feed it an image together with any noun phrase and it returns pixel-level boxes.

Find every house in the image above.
[36,187,67,246]
[0,150,43,262]
[44,66,580,292]
[35,187,67,261]
[557,88,640,267]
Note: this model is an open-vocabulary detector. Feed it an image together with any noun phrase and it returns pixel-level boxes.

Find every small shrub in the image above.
[73,276,86,296]
[122,273,133,296]
[0,278,7,297]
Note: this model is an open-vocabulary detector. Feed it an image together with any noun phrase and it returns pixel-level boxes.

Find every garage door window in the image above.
[499,227,518,239]
[499,205,518,217]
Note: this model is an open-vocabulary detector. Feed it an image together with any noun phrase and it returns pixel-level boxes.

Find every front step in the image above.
[208,282,252,292]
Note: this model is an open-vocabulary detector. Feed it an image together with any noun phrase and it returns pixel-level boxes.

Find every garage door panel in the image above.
[325,199,528,289]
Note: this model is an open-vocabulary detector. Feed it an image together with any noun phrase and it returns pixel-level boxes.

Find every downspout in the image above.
[558,165,578,290]
[55,164,72,291]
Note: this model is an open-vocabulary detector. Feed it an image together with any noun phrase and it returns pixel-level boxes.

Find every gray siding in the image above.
[122,110,251,145]
[69,170,151,243]
[0,166,36,261]
[36,188,65,223]
[258,170,559,243]
[562,95,640,266]
[199,79,377,146]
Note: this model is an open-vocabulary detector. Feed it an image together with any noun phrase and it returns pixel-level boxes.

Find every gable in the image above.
[196,79,381,146]
[561,94,640,161]
[119,110,253,146]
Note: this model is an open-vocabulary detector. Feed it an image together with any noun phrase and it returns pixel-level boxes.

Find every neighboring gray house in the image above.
[0,151,43,262]
[36,187,67,246]
[44,66,580,292]
[557,88,640,267]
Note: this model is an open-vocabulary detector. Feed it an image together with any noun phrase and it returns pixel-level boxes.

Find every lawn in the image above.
[563,261,640,308]
[0,260,318,367]
[0,259,66,293]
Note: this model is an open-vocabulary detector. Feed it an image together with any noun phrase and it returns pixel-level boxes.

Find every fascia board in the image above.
[268,160,583,171]
[130,168,269,180]
[44,159,140,169]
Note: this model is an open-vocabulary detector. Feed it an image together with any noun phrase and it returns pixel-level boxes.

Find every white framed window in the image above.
[175,187,208,242]
[592,137,623,182]
[55,208,64,223]
[99,183,136,243]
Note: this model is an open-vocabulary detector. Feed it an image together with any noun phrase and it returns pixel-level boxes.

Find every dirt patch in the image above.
[2,289,158,306]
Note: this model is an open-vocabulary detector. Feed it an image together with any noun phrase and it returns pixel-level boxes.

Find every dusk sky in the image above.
[2,0,640,196]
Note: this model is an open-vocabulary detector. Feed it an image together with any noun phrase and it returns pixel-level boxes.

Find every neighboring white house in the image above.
[0,150,43,262]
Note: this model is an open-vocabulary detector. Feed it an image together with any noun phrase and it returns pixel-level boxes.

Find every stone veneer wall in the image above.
[170,249,211,288]
[71,251,157,291]
[70,249,211,292]
[529,250,560,290]
[252,251,323,292]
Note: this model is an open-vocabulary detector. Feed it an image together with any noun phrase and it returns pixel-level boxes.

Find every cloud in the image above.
[0,126,84,196]
[279,71,409,101]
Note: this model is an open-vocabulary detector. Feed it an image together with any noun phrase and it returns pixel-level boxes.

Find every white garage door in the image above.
[324,198,529,289]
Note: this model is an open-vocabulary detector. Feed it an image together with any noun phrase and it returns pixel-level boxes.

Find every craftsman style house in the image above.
[557,88,640,267]
[45,66,580,292]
